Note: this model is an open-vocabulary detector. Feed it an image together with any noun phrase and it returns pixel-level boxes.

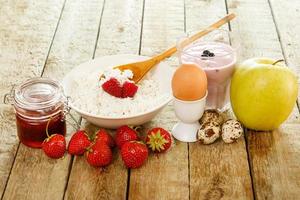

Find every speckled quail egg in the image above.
[197,121,221,144]
[221,119,243,143]
[199,109,224,125]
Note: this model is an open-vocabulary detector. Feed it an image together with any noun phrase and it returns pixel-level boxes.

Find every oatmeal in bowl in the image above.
[62,54,174,128]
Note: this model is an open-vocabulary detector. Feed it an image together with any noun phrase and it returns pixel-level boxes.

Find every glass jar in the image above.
[6,77,66,148]
[177,29,238,110]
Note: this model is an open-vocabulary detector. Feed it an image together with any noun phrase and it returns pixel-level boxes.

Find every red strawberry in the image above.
[42,134,66,159]
[122,81,138,98]
[102,78,122,98]
[121,141,148,168]
[146,127,172,153]
[94,129,115,148]
[86,143,112,167]
[68,130,91,155]
[115,125,139,148]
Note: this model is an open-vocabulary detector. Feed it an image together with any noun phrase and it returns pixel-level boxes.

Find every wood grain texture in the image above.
[190,140,252,199]
[43,0,105,80]
[66,121,128,200]
[0,0,65,198]
[185,0,253,199]
[227,0,283,59]
[0,0,65,98]
[2,0,104,199]
[129,106,189,200]
[95,0,144,56]
[269,0,300,99]
[247,122,300,200]
[2,144,71,200]
[65,0,144,199]
[128,0,189,199]
[227,0,300,199]
[1,0,299,199]
[0,105,18,197]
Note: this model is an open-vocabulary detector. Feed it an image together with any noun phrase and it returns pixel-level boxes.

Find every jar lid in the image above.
[14,77,64,110]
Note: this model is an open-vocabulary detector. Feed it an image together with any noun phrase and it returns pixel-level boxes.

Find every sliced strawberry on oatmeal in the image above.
[122,81,138,98]
[102,78,123,98]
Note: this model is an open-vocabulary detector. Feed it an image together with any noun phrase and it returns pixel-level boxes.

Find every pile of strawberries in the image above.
[42,125,172,169]
[102,78,138,98]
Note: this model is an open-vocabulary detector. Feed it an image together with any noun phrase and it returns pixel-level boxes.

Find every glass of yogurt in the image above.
[177,29,238,110]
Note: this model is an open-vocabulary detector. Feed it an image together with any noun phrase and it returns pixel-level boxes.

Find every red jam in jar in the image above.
[12,78,66,148]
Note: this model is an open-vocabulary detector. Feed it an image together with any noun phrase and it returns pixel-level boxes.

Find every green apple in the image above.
[230,58,298,131]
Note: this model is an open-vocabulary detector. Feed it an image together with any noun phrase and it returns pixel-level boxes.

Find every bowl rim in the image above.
[62,54,173,120]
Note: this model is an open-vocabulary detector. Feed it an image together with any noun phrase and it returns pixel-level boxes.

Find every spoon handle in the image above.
[153,13,236,62]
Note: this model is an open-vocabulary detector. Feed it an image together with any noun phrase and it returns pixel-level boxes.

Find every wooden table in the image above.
[0,0,300,199]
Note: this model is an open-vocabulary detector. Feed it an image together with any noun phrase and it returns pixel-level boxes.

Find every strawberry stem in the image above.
[146,131,167,152]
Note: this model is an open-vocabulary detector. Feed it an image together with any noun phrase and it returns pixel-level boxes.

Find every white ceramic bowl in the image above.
[62,54,174,129]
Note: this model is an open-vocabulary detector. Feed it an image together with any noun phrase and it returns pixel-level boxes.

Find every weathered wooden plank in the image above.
[190,140,253,199]
[268,0,300,99]
[95,0,144,56]
[42,0,106,80]
[0,0,65,198]
[129,107,189,200]
[0,0,65,98]
[0,105,19,197]
[65,121,127,200]
[65,0,144,199]
[128,0,189,199]
[227,0,300,199]
[227,0,283,59]
[185,0,253,199]
[2,144,71,200]
[2,0,104,199]
[247,124,300,199]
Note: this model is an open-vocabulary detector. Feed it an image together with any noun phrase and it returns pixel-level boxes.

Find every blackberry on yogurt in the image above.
[201,50,215,58]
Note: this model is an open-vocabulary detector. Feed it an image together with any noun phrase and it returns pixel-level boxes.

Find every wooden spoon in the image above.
[107,13,236,83]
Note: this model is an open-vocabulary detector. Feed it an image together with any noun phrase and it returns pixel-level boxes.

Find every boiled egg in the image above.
[172,63,207,101]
